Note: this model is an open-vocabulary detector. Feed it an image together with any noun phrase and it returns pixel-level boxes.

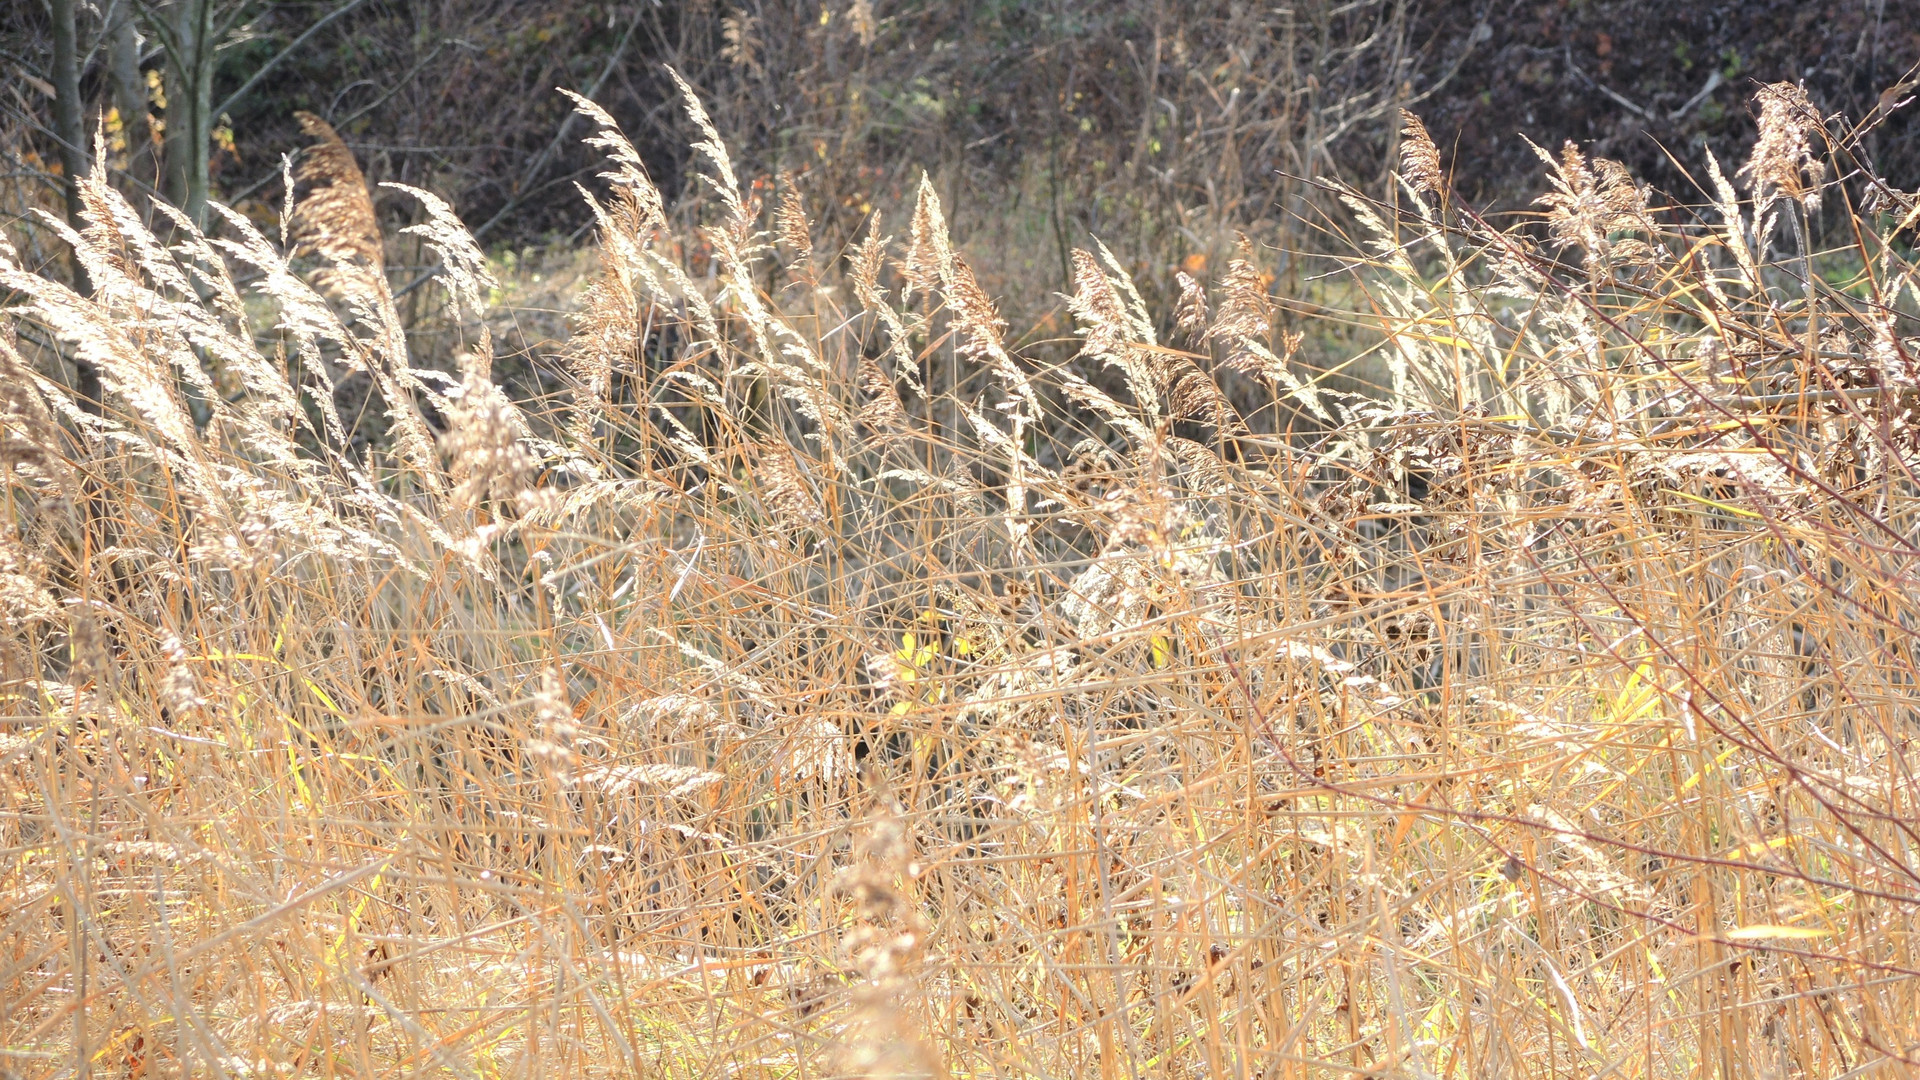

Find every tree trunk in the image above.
[162,0,215,227]
[48,0,90,247]
[106,1,154,187]
[48,0,103,411]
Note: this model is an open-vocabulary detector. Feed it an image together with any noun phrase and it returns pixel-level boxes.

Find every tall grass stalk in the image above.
[4,82,1920,1079]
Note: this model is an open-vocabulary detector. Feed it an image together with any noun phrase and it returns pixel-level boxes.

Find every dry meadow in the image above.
[4,77,1920,1079]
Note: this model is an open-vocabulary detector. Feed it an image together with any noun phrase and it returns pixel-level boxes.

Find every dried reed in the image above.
[4,81,1919,1080]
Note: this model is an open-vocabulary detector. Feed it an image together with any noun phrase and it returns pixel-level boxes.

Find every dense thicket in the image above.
[8,1,1917,284]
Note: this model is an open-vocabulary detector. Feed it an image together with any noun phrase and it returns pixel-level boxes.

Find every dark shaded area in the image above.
[5,1,1919,272]
[184,0,1422,268]
[1415,0,1920,214]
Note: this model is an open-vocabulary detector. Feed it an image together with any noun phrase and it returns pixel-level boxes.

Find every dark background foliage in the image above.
[6,1,1919,293]
[1416,0,1920,212]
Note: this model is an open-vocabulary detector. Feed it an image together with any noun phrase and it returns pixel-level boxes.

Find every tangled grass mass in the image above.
[6,76,1920,1078]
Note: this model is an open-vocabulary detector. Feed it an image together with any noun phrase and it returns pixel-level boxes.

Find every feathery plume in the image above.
[1531,138,1657,275]
[386,182,497,378]
[0,242,220,504]
[1068,247,1164,427]
[1209,236,1326,420]
[1067,250,1131,350]
[902,175,951,305]
[559,87,668,233]
[665,67,746,230]
[774,173,815,278]
[1168,361,1237,433]
[754,441,824,534]
[290,111,387,300]
[0,328,78,501]
[850,211,888,305]
[1741,81,1826,213]
[1399,109,1444,198]
[857,354,909,436]
[848,212,925,397]
[290,112,442,485]
[527,665,577,768]
[1702,149,1760,287]
[1164,435,1231,495]
[947,252,1040,420]
[384,184,496,323]
[1207,236,1272,348]
[442,368,541,515]
[1173,270,1210,342]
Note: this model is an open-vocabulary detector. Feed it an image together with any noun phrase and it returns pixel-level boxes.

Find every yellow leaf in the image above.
[1661,487,1762,520]
[1678,743,1739,793]
[1150,633,1173,669]
[1724,924,1831,941]
[1736,836,1794,858]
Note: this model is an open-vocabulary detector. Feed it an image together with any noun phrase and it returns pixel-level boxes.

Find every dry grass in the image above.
[4,78,1920,1079]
